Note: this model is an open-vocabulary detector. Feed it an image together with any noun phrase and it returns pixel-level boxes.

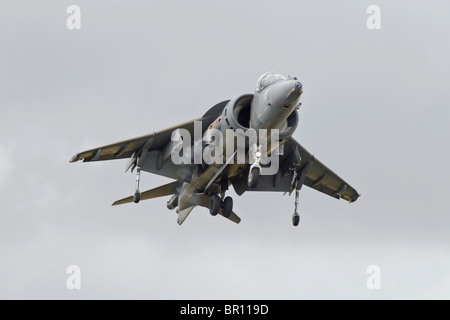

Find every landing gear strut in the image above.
[248,145,262,189]
[292,189,300,226]
[133,167,141,203]
[289,160,313,227]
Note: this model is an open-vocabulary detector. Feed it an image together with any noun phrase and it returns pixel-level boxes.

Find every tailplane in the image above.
[112,181,182,206]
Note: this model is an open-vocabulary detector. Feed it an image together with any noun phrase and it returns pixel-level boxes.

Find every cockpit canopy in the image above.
[255,72,286,92]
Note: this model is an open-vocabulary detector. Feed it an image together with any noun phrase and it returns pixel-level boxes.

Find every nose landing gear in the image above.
[248,145,262,189]
[248,166,260,189]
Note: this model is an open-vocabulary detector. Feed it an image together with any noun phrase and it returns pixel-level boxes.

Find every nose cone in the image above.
[285,80,303,105]
[270,80,302,108]
[251,77,302,130]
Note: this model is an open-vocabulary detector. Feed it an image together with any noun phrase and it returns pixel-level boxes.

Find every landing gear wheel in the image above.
[209,194,221,216]
[222,196,233,218]
[292,213,300,227]
[248,167,260,189]
[133,192,141,204]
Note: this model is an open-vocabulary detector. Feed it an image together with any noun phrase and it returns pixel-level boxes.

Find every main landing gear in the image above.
[209,194,233,218]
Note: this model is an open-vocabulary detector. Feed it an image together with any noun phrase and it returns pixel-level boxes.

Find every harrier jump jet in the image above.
[70,72,359,226]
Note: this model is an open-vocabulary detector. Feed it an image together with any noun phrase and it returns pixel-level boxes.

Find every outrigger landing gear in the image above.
[289,160,313,227]
[292,189,300,226]
[133,167,141,203]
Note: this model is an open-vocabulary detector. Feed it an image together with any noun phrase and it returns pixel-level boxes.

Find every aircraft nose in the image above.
[285,80,303,105]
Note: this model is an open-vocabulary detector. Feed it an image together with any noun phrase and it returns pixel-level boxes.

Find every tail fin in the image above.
[112,181,182,206]
[177,206,195,225]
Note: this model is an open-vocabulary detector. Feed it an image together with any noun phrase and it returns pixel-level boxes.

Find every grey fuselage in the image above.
[251,77,302,130]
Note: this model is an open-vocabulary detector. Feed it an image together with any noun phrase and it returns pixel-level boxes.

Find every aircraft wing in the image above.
[250,138,360,203]
[290,138,360,202]
[69,119,201,163]
[70,100,229,165]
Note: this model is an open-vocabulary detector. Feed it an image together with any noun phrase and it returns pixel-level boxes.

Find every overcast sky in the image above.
[1,0,449,299]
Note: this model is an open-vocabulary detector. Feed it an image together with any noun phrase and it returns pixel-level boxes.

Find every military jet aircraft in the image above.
[70,72,359,226]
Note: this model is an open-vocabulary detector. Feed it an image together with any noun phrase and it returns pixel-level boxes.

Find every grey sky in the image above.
[1,0,449,299]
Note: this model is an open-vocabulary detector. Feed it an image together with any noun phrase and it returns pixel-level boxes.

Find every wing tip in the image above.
[69,154,80,163]
[349,193,361,203]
